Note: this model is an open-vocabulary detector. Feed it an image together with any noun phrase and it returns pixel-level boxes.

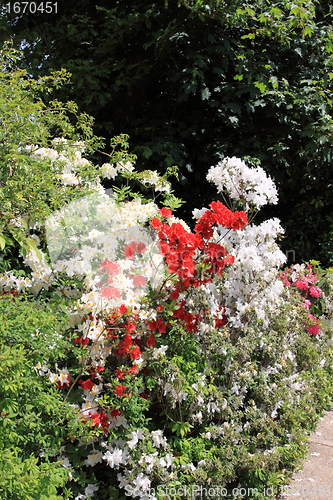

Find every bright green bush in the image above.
[0,294,96,499]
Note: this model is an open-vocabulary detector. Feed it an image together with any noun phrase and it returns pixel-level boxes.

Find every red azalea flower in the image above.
[159,240,170,254]
[115,369,126,380]
[114,385,127,397]
[56,380,68,389]
[124,244,134,259]
[307,313,320,336]
[74,336,90,346]
[209,200,232,222]
[229,211,248,230]
[124,241,147,259]
[295,280,309,291]
[308,323,320,336]
[136,242,147,254]
[203,242,228,271]
[79,379,95,390]
[195,210,217,239]
[215,317,227,328]
[106,329,117,340]
[123,333,133,345]
[106,311,119,324]
[129,345,141,360]
[224,255,235,265]
[172,303,199,333]
[151,217,163,229]
[114,334,133,357]
[147,317,167,334]
[146,333,156,347]
[88,366,105,378]
[170,290,180,300]
[111,409,121,418]
[90,410,109,431]
[124,321,136,333]
[118,304,128,315]
[128,364,140,374]
[159,207,172,217]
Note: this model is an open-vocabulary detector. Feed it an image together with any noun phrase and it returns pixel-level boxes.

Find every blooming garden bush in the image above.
[1,134,333,500]
[1,45,333,500]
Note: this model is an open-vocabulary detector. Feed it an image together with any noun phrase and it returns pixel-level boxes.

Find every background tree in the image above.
[0,43,105,270]
[1,0,333,264]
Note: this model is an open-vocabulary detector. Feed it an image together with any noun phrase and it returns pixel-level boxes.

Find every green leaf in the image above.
[254,81,268,93]
[241,33,255,40]
[303,25,313,37]
[0,234,6,250]
[25,238,43,262]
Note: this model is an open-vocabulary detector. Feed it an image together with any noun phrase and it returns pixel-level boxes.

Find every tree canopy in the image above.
[1,0,333,263]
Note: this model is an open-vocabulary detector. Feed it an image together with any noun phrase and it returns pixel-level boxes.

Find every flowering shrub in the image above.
[279,263,324,336]
[1,140,333,500]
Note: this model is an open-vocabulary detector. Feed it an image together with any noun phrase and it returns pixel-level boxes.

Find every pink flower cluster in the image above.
[279,264,323,336]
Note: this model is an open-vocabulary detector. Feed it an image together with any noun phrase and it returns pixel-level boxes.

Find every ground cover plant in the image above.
[1,45,333,500]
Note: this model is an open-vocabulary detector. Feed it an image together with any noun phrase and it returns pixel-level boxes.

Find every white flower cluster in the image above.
[100,160,135,180]
[221,218,286,327]
[28,138,91,187]
[0,246,55,295]
[74,484,99,500]
[207,156,278,209]
[193,157,285,327]
[34,362,71,388]
[23,248,54,293]
[117,471,154,500]
[102,441,130,468]
[118,199,159,226]
[0,273,32,292]
[45,193,164,314]
[81,429,173,500]
[100,162,172,195]
[140,170,171,193]
[0,143,164,309]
